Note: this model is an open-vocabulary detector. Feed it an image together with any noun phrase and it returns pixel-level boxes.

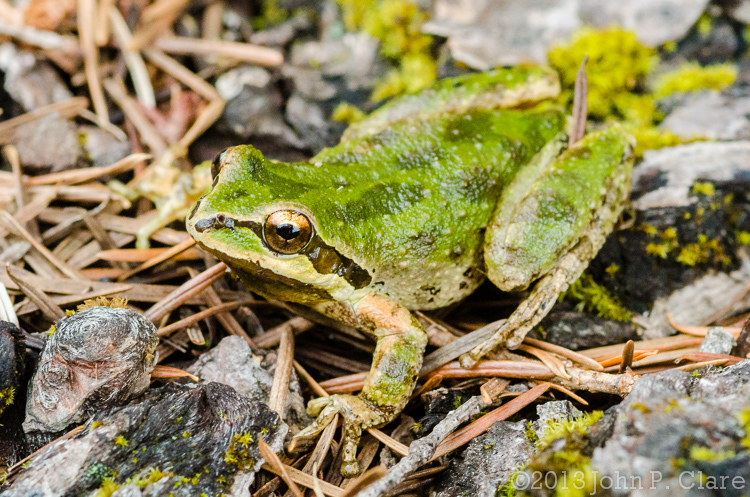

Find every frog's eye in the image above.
[211,148,232,179]
[263,210,313,254]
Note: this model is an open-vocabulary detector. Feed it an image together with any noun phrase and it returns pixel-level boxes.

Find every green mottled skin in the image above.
[186,66,634,476]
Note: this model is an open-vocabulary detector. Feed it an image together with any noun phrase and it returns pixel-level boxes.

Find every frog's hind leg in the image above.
[291,294,427,477]
[459,126,634,368]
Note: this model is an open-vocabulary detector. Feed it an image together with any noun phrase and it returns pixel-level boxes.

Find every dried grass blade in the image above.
[263,462,344,497]
[430,382,551,461]
[6,425,84,480]
[517,343,571,379]
[676,351,743,365]
[27,153,150,186]
[367,429,408,457]
[676,359,729,371]
[523,336,603,371]
[177,98,226,149]
[318,373,367,394]
[259,439,305,497]
[479,378,510,403]
[103,78,168,155]
[339,466,387,497]
[668,312,741,339]
[109,7,155,108]
[151,364,198,381]
[268,324,294,415]
[154,36,284,66]
[144,262,227,322]
[143,48,219,100]
[294,360,329,398]
[0,97,89,144]
[0,210,86,280]
[427,360,554,380]
[535,380,589,405]
[255,316,314,349]
[156,299,256,337]
[0,282,17,325]
[77,0,109,125]
[410,374,443,401]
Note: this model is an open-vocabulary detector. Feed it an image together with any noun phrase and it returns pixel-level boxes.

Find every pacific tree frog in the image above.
[186,65,634,476]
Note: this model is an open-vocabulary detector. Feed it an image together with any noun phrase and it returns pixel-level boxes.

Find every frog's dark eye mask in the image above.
[193,210,373,289]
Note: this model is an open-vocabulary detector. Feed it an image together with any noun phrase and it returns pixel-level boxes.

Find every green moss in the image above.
[689,446,737,462]
[653,62,736,98]
[331,102,366,124]
[736,230,750,246]
[629,402,651,414]
[525,420,538,444]
[537,411,603,450]
[692,181,716,197]
[334,0,437,100]
[548,27,656,120]
[0,386,15,415]
[562,273,632,322]
[675,235,729,267]
[223,433,257,470]
[93,477,121,497]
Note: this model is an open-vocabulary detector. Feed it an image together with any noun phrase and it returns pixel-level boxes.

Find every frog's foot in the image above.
[459,241,592,369]
[292,394,394,477]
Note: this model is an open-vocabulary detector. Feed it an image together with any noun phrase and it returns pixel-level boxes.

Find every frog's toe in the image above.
[295,394,390,476]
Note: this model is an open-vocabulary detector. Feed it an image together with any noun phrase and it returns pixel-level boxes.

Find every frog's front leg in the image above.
[460,126,634,368]
[292,293,427,477]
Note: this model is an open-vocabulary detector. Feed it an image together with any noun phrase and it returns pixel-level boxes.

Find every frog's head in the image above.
[186,146,371,305]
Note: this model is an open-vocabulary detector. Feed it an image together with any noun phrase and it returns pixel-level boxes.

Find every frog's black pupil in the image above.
[276,223,300,240]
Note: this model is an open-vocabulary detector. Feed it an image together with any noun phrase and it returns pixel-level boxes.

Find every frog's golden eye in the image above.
[263,210,313,254]
[211,148,232,179]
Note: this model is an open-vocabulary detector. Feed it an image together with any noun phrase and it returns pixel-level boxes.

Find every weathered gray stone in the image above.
[423,0,581,69]
[579,0,710,47]
[433,420,534,497]
[699,327,736,354]
[6,382,286,497]
[0,43,72,111]
[632,141,750,211]
[424,0,709,70]
[660,91,750,141]
[187,336,310,434]
[591,363,750,496]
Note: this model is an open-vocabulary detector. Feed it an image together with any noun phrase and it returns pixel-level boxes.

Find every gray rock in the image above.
[591,363,750,496]
[6,382,286,497]
[640,260,750,339]
[631,141,750,211]
[24,306,158,433]
[535,311,639,350]
[215,66,304,150]
[0,43,72,111]
[578,0,710,47]
[433,420,534,497]
[12,114,83,172]
[424,0,709,69]
[283,33,383,151]
[699,327,736,354]
[727,0,750,22]
[660,91,750,141]
[79,125,132,168]
[187,336,310,434]
[423,0,581,69]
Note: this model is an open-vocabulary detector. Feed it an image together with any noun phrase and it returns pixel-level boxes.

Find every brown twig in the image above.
[144,262,227,322]
[268,324,294,415]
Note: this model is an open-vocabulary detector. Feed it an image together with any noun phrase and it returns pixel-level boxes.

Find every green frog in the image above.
[186,66,634,476]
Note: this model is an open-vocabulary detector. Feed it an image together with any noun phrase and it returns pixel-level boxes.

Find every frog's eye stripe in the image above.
[211,147,233,179]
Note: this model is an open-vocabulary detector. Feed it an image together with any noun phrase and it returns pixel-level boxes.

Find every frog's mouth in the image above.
[191,213,372,290]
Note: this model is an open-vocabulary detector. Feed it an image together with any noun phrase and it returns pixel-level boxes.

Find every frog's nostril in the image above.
[194,218,213,232]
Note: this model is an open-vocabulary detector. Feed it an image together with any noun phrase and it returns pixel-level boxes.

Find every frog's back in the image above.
[291,106,567,309]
